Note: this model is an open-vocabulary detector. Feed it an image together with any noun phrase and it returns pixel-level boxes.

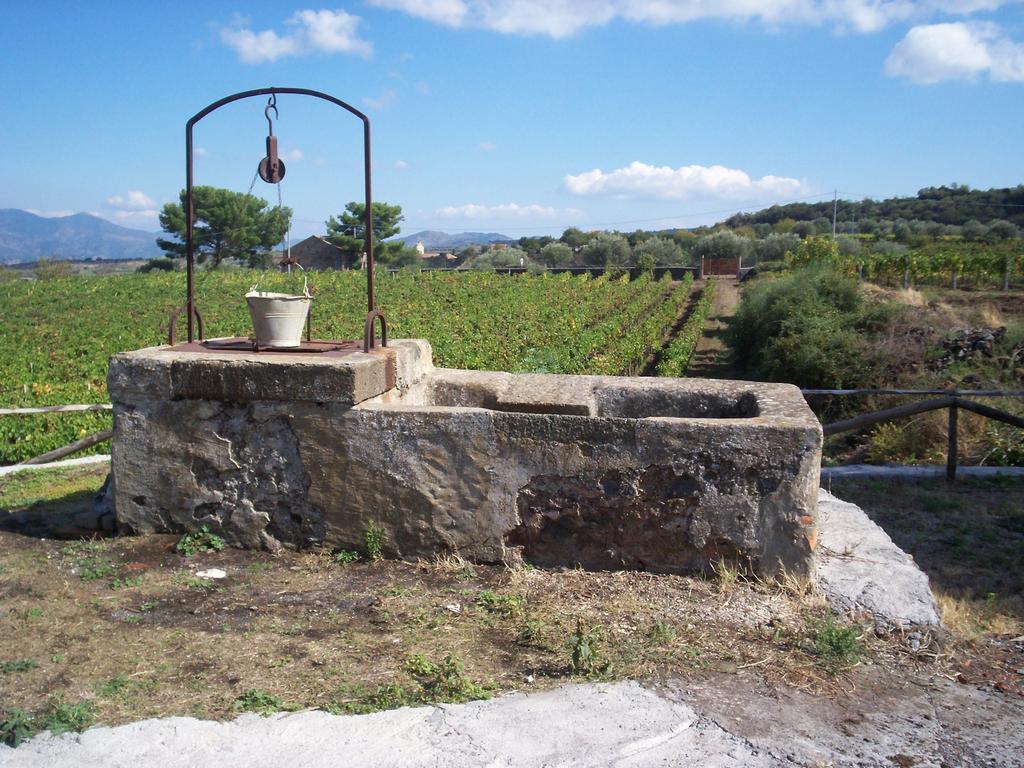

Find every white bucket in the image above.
[245,291,311,348]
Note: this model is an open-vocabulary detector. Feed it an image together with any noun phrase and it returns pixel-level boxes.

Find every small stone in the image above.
[445,603,461,614]
[525,675,535,684]
[196,568,226,579]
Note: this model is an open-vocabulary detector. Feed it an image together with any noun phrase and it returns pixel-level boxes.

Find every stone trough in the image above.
[108,339,823,577]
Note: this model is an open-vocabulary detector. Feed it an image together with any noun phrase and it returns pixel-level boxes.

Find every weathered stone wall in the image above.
[109,341,822,577]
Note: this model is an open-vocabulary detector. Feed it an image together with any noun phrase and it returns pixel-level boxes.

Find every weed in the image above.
[122,614,143,625]
[476,589,525,618]
[384,585,413,597]
[95,675,129,697]
[811,612,865,673]
[268,657,293,669]
[176,526,226,557]
[364,522,385,561]
[711,559,740,591]
[648,619,676,645]
[109,576,143,590]
[41,701,94,735]
[570,619,607,677]
[517,617,547,645]
[50,655,64,664]
[26,607,43,619]
[247,562,274,574]
[182,577,215,590]
[333,550,360,565]
[407,653,490,704]
[139,601,159,612]
[0,660,39,674]
[76,557,117,581]
[230,689,286,716]
[0,706,36,747]
[364,682,414,710]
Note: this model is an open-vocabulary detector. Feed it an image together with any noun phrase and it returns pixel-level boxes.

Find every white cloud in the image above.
[220,9,372,63]
[368,0,1015,38]
[282,148,304,162]
[395,159,410,169]
[478,140,496,150]
[106,190,156,210]
[363,89,397,109]
[436,202,578,219]
[563,161,807,201]
[195,147,209,158]
[415,80,431,95]
[112,209,159,221]
[885,21,1024,82]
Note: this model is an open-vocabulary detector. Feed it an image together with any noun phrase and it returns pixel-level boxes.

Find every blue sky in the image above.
[3,1,1023,240]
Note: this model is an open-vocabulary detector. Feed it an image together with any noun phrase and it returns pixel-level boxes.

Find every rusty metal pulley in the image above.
[258,95,286,184]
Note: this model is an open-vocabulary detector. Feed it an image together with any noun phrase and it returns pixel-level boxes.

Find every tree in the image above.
[560,227,587,250]
[539,241,574,267]
[325,201,405,264]
[692,231,750,263]
[634,236,684,266]
[581,232,632,267]
[157,186,291,269]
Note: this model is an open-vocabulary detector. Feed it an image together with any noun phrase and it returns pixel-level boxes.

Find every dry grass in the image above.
[829,476,1024,639]
[2,466,1021,734]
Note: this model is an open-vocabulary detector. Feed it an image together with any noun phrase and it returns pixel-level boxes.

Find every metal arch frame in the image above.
[175,86,384,350]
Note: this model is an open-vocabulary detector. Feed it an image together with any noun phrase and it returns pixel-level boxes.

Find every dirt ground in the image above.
[1,464,1022,748]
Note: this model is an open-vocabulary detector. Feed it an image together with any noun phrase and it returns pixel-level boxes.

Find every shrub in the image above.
[728,265,883,388]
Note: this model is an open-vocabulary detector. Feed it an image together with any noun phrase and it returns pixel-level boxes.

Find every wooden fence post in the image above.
[946,401,958,482]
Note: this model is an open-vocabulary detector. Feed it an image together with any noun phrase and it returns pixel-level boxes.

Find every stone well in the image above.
[108,340,822,577]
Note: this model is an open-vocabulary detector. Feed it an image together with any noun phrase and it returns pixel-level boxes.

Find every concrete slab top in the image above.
[108,339,432,406]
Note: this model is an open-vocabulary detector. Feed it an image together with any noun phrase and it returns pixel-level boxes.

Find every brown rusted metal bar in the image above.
[167,303,204,346]
[363,309,387,352]
[947,401,958,482]
[180,87,381,344]
[821,396,956,437]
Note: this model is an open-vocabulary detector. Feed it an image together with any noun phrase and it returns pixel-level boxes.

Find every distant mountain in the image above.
[0,209,160,264]
[395,230,514,250]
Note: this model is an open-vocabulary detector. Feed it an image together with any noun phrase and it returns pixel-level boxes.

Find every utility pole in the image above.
[831,189,838,240]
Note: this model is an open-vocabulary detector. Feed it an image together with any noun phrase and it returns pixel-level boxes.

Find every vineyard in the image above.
[787,239,1024,289]
[0,270,695,463]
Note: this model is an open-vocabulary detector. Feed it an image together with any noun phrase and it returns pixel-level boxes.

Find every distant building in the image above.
[420,250,460,268]
[278,236,358,271]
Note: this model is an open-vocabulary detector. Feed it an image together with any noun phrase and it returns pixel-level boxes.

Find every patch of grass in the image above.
[711,559,741,591]
[333,550,360,565]
[230,689,286,716]
[648,619,676,645]
[0,706,37,747]
[405,653,490,704]
[75,556,118,582]
[0,660,39,674]
[109,576,143,590]
[0,465,109,510]
[176,526,226,557]
[41,700,94,735]
[476,589,525,617]
[246,561,275,574]
[517,617,547,646]
[811,612,865,674]
[95,675,129,697]
[364,522,385,561]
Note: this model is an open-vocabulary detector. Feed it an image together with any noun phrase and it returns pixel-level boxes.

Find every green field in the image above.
[0,270,692,462]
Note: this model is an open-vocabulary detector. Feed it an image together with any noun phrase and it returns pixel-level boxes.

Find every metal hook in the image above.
[265,96,278,135]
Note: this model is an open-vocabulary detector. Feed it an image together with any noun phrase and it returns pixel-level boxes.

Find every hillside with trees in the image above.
[723,184,1024,231]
